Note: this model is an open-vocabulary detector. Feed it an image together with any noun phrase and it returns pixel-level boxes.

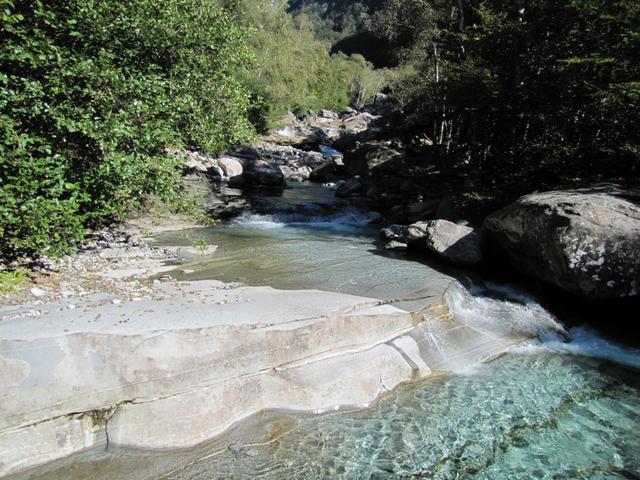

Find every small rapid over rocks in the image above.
[11,271,640,480]
[232,208,380,234]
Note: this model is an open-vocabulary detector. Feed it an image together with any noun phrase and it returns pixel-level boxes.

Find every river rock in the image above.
[320,109,340,120]
[407,199,440,223]
[381,224,408,242]
[406,220,484,267]
[364,93,399,117]
[241,159,285,187]
[343,143,404,177]
[217,156,244,181]
[484,189,640,299]
[335,177,365,198]
[385,240,408,250]
[309,160,339,183]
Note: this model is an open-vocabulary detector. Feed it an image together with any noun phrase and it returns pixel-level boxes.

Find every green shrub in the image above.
[0,268,28,295]
[0,0,254,260]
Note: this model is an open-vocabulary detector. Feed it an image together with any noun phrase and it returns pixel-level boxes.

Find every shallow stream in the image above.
[13,184,640,479]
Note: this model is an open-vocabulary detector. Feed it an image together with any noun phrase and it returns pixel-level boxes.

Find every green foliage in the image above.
[376,0,640,193]
[1,0,255,260]
[288,0,384,43]
[0,268,27,295]
[239,0,386,129]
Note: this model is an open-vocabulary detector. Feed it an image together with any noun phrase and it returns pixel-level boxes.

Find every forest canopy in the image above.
[372,0,640,191]
[1,0,638,262]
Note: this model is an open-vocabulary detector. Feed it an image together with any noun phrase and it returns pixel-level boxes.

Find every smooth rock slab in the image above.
[0,280,543,476]
[0,282,417,475]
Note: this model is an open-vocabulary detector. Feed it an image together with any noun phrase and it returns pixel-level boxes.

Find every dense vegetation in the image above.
[374,0,640,195]
[2,0,638,263]
[293,0,639,195]
[288,0,383,44]
[0,0,381,262]
[1,0,256,260]
[239,0,385,129]
[287,0,393,67]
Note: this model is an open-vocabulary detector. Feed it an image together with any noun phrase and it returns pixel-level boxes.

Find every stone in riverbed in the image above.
[343,143,403,177]
[385,240,408,250]
[320,109,340,120]
[335,177,365,198]
[407,199,440,223]
[241,159,285,187]
[483,188,640,299]
[406,220,484,267]
[309,160,338,183]
[381,224,408,242]
[217,156,244,181]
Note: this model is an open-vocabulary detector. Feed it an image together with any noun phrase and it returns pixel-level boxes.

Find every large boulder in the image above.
[343,143,404,177]
[241,159,285,187]
[484,189,640,299]
[406,220,484,267]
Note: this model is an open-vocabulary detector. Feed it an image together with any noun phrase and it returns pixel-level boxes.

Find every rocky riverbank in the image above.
[0,202,554,477]
[2,100,638,477]
[232,107,640,303]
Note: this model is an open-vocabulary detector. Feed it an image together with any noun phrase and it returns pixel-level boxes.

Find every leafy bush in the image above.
[0,0,255,260]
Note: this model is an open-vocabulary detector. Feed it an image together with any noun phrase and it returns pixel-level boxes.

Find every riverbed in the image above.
[9,184,640,479]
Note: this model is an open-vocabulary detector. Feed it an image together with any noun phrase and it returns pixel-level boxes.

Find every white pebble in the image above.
[30,287,46,298]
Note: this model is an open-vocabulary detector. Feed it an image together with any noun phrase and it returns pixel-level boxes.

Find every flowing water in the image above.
[12,184,640,479]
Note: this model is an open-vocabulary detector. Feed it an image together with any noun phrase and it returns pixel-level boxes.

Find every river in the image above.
[11,184,640,479]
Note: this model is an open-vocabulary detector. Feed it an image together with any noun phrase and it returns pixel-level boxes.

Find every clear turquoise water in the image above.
[163,352,640,480]
[11,185,640,479]
[16,349,639,480]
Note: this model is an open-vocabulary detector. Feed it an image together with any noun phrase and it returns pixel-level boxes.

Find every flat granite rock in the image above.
[0,280,534,476]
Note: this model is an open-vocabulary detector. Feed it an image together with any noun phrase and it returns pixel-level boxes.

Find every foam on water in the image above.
[232,208,381,233]
[446,280,640,369]
[443,280,567,340]
[538,325,640,369]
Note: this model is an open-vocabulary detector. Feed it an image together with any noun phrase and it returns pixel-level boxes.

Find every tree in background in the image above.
[287,0,384,42]
[238,0,386,129]
[375,0,640,194]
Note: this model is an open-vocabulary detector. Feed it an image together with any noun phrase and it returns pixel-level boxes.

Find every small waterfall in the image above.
[444,281,640,369]
[443,280,566,340]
